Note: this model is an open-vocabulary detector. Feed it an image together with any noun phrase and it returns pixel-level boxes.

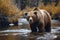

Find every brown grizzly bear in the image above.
[24,8,51,33]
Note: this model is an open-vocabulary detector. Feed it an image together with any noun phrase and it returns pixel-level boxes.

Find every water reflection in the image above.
[0,29,31,34]
[0,26,60,40]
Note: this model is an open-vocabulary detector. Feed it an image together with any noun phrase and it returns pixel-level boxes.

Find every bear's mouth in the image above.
[29,21,33,24]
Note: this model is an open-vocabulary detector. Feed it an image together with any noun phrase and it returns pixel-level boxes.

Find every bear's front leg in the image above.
[38,22,44,33]
[30,24,37,32]
[45,22,51,32]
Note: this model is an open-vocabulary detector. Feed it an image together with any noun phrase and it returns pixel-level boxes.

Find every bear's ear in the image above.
[34,12,37,15]
[25,13,28,16]
[34,8,38,11]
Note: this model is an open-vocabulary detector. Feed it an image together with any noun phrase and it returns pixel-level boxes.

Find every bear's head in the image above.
[24,11,39,24]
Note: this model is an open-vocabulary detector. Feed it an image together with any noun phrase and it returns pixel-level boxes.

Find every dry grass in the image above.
[0,0,23,22]
[23,2,60,15]
[38,2,60,15]
[0,0,60,22]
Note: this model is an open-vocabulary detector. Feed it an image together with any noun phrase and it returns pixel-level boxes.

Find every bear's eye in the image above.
[27,16,30,20]
[31,16,36,19]
[32,16,34,18]
[27,16,30,19]
[27,16,30,18]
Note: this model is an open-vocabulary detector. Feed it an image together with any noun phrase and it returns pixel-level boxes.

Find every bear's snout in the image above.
[29,19,32,22]
[29,17,33,23]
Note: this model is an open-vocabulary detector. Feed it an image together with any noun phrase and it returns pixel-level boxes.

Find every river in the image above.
[0,20,60,40]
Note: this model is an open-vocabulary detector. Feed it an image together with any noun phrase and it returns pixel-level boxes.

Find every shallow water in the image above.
[0,20,60,40]
[0,26,60,40]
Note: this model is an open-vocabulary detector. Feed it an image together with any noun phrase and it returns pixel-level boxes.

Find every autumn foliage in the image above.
[25,2,60,15]
[0,0,60,22]
[38,2,60,15]
[0,0,23,22]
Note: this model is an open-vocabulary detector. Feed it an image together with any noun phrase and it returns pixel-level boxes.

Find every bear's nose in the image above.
[29,17,33,22]
[29,19,32,22]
